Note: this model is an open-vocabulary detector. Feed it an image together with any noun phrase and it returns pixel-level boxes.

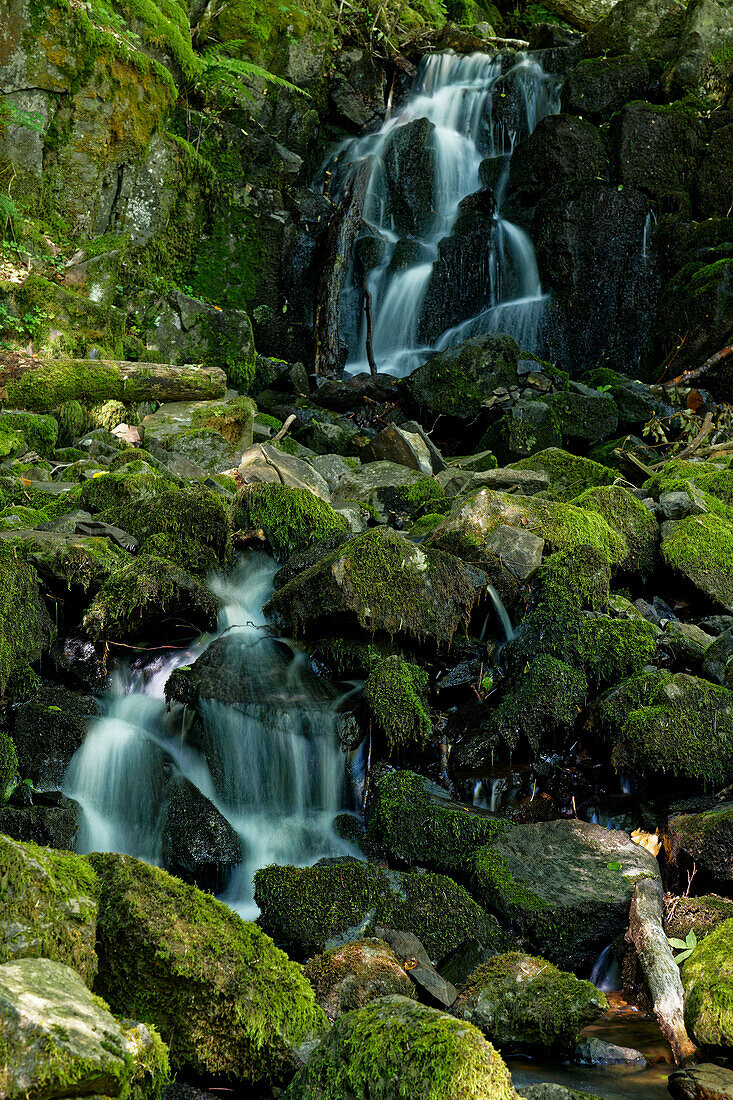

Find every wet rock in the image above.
[331,460,445,521]
[0,529,131,593]
[373,926,457,1008]
[662,514,733,611]
[665,803,733,884]
[481,400,562,464]
[238,442,330,500]
[668,1062,733,1099]
[265,526,488,649]
[546,383,619,444]
[12,683,100,790]
[522,1087,604,1100]
[485,525,545,582]
[146,291,255,378]
[0,803,78,850]
[576,1036,646,1065]
[384,117,437,237]
[418,206,497,342]
[284,995,519,1100]
[562,55,655,120]
[303,938,416,1022]
[509,115,607,204]
[682,917,733,1048]
[664,0,733,105]
[330,48,385,130]
[364,655,431,755]
[468,819,661,971]
[161,775,241,892]
[0,543,55,697]
[581,0,685,60]
[702,627,733,687]
[695,125,733,218]
[610,102,701,201]
[454,951,607,1055]
[360,421,446,474]
[254,859,506,960]
[471,467,550,494]
[90,852,327,1083]
[0,834,98,984]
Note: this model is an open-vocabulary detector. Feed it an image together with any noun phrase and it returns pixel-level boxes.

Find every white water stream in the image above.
[320,49,560,377]
[63,554,354,917]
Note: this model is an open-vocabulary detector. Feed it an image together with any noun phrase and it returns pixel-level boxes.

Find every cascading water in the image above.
[318,49,560,377]
[63,553,355,917]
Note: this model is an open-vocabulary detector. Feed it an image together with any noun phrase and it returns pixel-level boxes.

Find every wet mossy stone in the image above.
[110,486,230,565]
[453,951,608,1055]
[0,543,56,697]
[331,461,447,522]
[83,554,219,641]
[510,449,615,502]
[12,682,100,790]
[401,334,521,425]
[265,526,488,649]
[0,804,78,851]
[581,0,685,61]
[508,115,608,206]
[682,918,733,1049]
[562,55,655,121]
[0,834,98,986]
[662,513,733,611]
[0,732,18,801]
[88,852,328,1084]
[535,546,611,611]
[254,860,506,961]
[0,957,132,1100]
[364,657,431,755]
[488,655,588,756]
[79,463,175,515]
[365,770,508,877]
[479,401,562,466]
[547,385,619,445]
[0,529,130,594]
[303,938,417,1023]
[467,819,660,971]
[0,410,58,457]
[232,483,348,559]
[284,994,519,1100]
[574,485,658,575]
[665,803,733,884]
[166,429,239,474]
[592,670,733,787]
[141,396,256,449]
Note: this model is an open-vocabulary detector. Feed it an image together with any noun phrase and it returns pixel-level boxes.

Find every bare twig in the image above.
[363,277,378,378]
[272,413,296,442]
[650,411,714,468]
[672,344,733,386]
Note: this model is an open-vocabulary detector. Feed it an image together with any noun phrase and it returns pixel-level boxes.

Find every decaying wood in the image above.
[363,278,378,378]
[314,158,372,377]
[625,878,696,1064]
[0,357,228,405]
[272,413,297,442]
[672,344,733,387]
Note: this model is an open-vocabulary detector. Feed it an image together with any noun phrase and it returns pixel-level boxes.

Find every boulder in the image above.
[0,834,98,985]
[702,627,733,686]
[364,656,431,754]
[468,819,660,970]
[0,803,78,850]
[682,918,733,1047]
[574,484,658,575]
[0,543,55,696]
[331,461,445,521]
[695,125,733,218]
[509,115,608,204]
[546,384,619,444]
[231,482,348,558]
[145,291,255,386]
[581,0,685,60]
[141,396,256,451]
[265,526,488,649]
[384,117,437,238]
[303,938,416,1022]
[238,442,330,500]
[665,803,733,884]
[511,448,615,500]
[11,682,99,789]
[665,895,733,943]
[453,951,607,1055]
[609,102,700,201]
[0,529,130,594]
[161,775,241,892]
[0,956,169,1100]
[575,1035,646,1064]
[484,524,545,581]
[284,995,520,1100]
[360,421,445,474]
[374,926,458,1008]
[254,859,506,960]
[417,206,497,343]
[89,852,328,1083]
[662,514,733,611]
[562,56,655,120]
[522,1088,604,1100]
[668,1063,733,1100]
[664,0,733,105]
[480,401,562,464]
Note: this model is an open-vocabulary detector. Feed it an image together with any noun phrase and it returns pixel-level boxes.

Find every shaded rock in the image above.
[90,852,328,1083]
[665,803,733,884]
[0,529,131,593]
[665,895,733,943]
[418,206,497,342]
[682,917,733,1048]
[454,951,607,1055]
[0,543,55,696]
[12,683,100,790]
[609,102,700,201]
[509,114,607,204]
[468,819,660,971]
[360,421,446,474]
[481,400,562,464]
[695,126,733,218]
[303,938,416,1022]
[330,460,445,521]
[546,383,619,444]
[283,995,520,1100]
[484,524,544,581]
[562,55,655,120]
[373,926,458,1008]
[0,834,98,985]
[664,0,733,105]
[581,0,685,60]
[0,803,78,850]
[161,775,241,892]
[702,627,733,686]
[238,442,330,499]
[662,514,733,611]
[384,117,437,237]
[668,1062,733,1100]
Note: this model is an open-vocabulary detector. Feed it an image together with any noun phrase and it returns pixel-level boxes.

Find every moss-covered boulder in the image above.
[665,895,733,944]
[83,555,219,640]
[454,952,608,1055]
[0,529,130,593]
[88,853,328,1084]
[0,410,59,457]
[331,461,447,521]
[254,859,506,961]
[0,957,164,1100]
[662,513,733,611]
[232,482,348,559]
[110,485,231,570]
[510,449,615,501]
[479,401,562,466]
[304,938,416,1022]
[0,834,98,985]
[682,918,733,1049]
[590,671,733,786]
[364,656,431,755]
[488,655,588,755]
[79,463,175,515]
[365,770,508,878]
[284,994,520,1100]
[535,546,611,611]
[574,485,658,575]
[0,544,56,696]
[12,682,100,789]
[141,396,256,451]
[265,526,487,648]
[665,804,733,885]
[468,819,660,971]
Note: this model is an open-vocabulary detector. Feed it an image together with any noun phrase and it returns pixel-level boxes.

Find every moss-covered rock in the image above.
[265,526,487,648]
[0,544,55,697]
[0,733,18,801]
[232,482,348,559]
[0,834,98,985]
[110,485,230,566]
[511,449,616,502]
[141,395,256,450]
[365,770,508,877]
[284,994,519,1100]
[665,895,733,944]
[479,401,562,465]
[467,819,660,971]
[304,938,416,1022]
[83,554,219,640]
[0,410,58,457]
[535,546,611,611]
[0,529,130,593]
[454,952,608,1055]
[662,513,733,611]
[79,463,175,515]
[682,918,733,1049]
[665,803,733,884]
[591,671,733,787]
[488,656,588,755]
[331,461,447,521]
[12,683,100,790]
[88,852,328,1084]
[574,485,658,575]
[122,1019,171,1100]
[364,656,431,755]
[254,860,506,961]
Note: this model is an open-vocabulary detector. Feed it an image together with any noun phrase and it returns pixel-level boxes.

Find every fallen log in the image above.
[625,878,696,1063]
[0,358,227,411]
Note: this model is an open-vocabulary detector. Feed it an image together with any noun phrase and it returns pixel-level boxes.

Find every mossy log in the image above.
[1,360,227,411]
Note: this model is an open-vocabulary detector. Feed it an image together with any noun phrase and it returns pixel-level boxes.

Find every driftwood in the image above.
[672,344,733,387]
[363,277,378,377]
[314,158,372,376]
[625,878,696,1063]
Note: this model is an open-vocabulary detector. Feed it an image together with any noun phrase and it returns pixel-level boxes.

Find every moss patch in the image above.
[682,918,733,1048]
[364,656,431,755]
[232,483,348,559]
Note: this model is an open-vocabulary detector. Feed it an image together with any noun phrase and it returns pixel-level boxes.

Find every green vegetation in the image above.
[0,543,55,697]
[490,655,588,755]
[231,483,348,558]
[0,731,18,801]
[364,656,431,754]
[682,918,733,1048]
[511,448,616,501]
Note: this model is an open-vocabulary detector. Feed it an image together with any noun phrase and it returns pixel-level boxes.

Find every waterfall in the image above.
[63,553,354,918]
[318,50,560,377]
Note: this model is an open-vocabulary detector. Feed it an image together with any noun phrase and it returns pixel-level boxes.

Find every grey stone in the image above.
[372,926,457,1008]
[238,443,329,500]
[361,423,444,475]
[668,1062,733,1100]
[472,467,550,494]
[331,460,435,521]
[75,520,139,552]
[310,453,356,491]
[575,1035,646,1065]
[146,290,255,371]
[485,524,544,581]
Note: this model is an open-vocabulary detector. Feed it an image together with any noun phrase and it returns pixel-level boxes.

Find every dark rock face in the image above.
[12,684,100,790]
[562,55,656,120]
[609,102,701,201]
[418,208,498,342]
[508,114,608,204]
[161,775,241,892]
[581,0,686,61]
[0,803,78,850]
[384,117,437,237]
[694,124,733,218]
[668,1063,733,1100]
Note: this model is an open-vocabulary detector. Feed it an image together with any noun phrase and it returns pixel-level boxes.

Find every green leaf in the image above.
[674,948,694,965]
[606,861,622,870]
[668,938,689,950]
[686,930,698,949]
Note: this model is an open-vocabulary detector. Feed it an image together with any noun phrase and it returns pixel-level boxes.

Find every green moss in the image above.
[0,543,55,697]
[364,656,431,755]
[6,358,123,411]
[54,401,94,447]
[574,485,658,575]
[682,918,733,1048]
[662,513,733,609]
[285,995,517,1100]
[0,423,24,459]
[88,852,327,1083]
[112,485,230,562]
[511,448,616,501]
[0,732,18,801]
[7,530,129,592]
[0,834,98,985]
[536,545,611,611]
[231,483,347,559]
[123,1020,170,1100]
[0,410,58,456]
[0,479,84,522]
[490,655,588,755]
[79,464,175,514]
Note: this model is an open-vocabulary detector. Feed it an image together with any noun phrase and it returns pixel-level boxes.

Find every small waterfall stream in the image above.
[319,49,560,377]
[64,554,354,917]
